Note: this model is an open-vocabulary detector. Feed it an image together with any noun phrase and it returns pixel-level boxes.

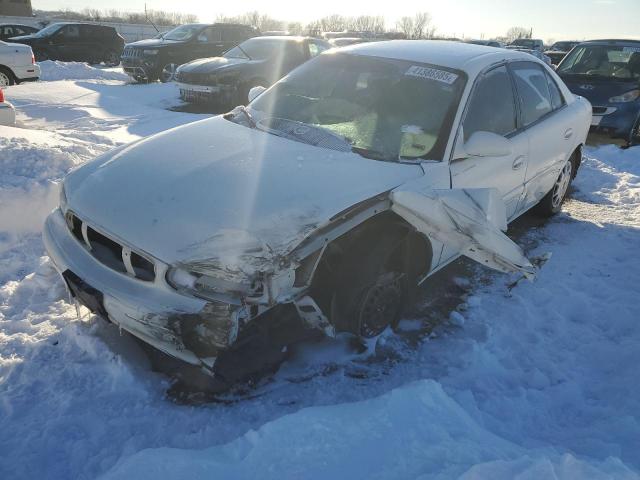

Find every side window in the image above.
[511,62,553,127]
[60,25,80,39]
[80,25,97,39]
[2,26,13,37]
[197,27,221,43]
[463,65,517,142]
[545,71,564,110]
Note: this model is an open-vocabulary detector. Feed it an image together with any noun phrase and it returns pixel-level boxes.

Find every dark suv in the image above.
[121,23,258,83]
[9,23,125,65]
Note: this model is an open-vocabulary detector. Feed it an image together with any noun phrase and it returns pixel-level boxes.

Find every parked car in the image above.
[0,40,40,86]
[176,36,331,107]
[466,39,502,48]
[545,41,580,65]
[44,41,590,387]
[121,23,258,83]
[557,39,640,145]
[8,22,124,65]
[0,88,16,126]
[0,24,39,42]
[506,46,552,66]
[509,38,544,51]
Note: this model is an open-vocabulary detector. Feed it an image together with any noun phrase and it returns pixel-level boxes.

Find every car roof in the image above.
[577,39,640,46]
[341,40,538,75]
[251,35,318,42]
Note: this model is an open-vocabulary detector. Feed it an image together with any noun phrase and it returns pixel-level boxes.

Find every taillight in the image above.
[0,89,5,103]
[31,52,35,64]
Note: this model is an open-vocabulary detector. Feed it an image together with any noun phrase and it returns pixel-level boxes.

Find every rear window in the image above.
[511,62,553,127]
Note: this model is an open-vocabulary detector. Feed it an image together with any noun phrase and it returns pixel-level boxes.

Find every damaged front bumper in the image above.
[43,208,246,370]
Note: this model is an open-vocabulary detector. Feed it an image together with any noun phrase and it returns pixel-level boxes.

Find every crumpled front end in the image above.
[43,208,249,369]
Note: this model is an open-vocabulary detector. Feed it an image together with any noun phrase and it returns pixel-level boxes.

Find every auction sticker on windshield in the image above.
[405,65,459,85]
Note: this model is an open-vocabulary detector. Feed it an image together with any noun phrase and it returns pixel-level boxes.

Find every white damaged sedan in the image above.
[44,41,591,384]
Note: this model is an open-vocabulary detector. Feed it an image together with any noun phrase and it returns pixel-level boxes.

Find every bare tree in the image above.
[395,12,435,39]
[505,26,532,42]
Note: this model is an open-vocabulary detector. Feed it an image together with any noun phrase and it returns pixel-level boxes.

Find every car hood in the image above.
[178,57,252,74]
[561,75,640,104]
[64,116,423,271]
[126,38,184,48]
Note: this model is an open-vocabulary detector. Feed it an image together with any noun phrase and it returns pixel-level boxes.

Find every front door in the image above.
[192,26,226,60]
[451,64,528,219]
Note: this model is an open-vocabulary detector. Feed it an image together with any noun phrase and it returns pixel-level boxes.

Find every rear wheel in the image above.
[534,159,573,217]
[160,63,177,83]
[0,67,15,87]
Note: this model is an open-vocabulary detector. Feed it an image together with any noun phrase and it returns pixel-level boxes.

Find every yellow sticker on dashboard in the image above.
[405,65,459,85]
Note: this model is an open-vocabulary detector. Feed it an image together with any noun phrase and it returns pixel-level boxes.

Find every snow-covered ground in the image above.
[1,62,639,480]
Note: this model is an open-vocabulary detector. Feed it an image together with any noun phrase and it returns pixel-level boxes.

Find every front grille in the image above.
[65,211,156,282]
[176,71,215,85]
[122,47,143,58]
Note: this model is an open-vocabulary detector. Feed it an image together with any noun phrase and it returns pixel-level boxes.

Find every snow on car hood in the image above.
[64,116,423,271]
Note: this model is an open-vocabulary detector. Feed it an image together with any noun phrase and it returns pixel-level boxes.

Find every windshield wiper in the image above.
[224,106,256,129]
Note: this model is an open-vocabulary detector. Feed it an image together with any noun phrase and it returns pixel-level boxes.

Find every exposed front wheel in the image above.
[160,63,178,83]
[534,159,573,217]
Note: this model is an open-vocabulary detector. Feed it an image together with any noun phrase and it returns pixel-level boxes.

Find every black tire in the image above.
[328,227,411,338]
[631,116,640,147]
[534,159,574,217]
[0,66,15,87]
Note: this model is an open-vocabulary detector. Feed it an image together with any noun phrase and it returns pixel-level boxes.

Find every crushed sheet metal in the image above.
[390,188,537,280]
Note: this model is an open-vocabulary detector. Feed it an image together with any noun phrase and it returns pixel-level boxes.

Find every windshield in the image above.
[558,44,640,80]
[247,53,466,162]
[33,23,63,37]
[225,38,293,60]
[162,24,203,41]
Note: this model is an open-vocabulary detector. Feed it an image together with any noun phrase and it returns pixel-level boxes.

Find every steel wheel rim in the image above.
[552,161,572,208]
[161,64,177,82]
[0,72,10,87]
[358,274,404,338]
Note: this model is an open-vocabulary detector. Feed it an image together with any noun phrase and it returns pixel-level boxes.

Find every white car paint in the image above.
[0,40,40,85]
[43,41,592,370]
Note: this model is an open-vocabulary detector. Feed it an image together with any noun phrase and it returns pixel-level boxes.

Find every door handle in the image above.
[512,156,525,170]
[564,128,573,139]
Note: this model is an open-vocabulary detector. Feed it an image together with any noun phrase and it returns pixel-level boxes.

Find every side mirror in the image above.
[460,131,512,158]
[247,85,266,103]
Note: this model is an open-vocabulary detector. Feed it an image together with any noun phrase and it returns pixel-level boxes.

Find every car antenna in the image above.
[144,3,160,34]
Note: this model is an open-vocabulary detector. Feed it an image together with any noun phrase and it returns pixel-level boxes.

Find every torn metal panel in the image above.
[390,187,536,280]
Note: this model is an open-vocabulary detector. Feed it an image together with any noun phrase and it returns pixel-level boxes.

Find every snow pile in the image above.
[38,60,130,82]
[1,71,640,479]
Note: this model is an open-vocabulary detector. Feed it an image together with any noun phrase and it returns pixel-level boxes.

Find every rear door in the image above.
[509,61,574,213]
[450,64,528,220]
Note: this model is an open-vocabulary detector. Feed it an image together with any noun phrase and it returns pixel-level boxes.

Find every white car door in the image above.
[450,64,528,220]
[509,61,576,213]
[439,64,529,265]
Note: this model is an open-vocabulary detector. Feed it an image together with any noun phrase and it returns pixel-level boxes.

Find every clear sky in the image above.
[32,0,640,41]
